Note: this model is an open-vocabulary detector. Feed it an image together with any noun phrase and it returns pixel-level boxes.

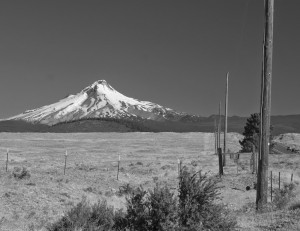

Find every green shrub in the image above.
[104,190,114,197]
[268,209,300,230]
[273,183,296,209]
[190,160,198,167]
[149,184,178,230]
[123,186,149,230]
[178,168,236,231]
[47,198,119,231]
[120,168,236,231]
[12,167,31,179]
[120,184,177,231]
[152,176,159,182]
[116,183,135,197]
[112,209,128,231]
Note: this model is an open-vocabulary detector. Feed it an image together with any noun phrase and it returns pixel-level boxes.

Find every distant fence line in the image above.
[3,148,296,194]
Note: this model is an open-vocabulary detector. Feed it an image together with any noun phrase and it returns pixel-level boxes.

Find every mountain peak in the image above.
[82,79,115,93]
[94,79,109,86]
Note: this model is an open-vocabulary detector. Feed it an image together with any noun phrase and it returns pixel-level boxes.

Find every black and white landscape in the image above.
[1,1,300,230]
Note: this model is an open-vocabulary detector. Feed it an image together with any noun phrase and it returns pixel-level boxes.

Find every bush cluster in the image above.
[47,198,120,231]
[273,182,296,209]
[48,168,237,231]
[116,184,135,197]
[122,184,178,230]
[12,166,31,179]
[177,168,236,230]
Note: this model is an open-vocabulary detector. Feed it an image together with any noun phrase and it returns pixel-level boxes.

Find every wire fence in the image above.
[3,146,297,197]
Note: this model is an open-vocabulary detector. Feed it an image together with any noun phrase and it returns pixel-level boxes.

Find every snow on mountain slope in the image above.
[8,80,182,125]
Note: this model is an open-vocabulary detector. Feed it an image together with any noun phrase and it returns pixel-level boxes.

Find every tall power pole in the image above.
[218,102,221,149]
[223,72,229,165]
[214,118,217,154]
[256,0,274,209]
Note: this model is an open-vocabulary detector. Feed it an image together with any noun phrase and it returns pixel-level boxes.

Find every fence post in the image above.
[64,150,68,175]
[117,155,120,180]
[236,154,239,174]
[279,172,281,190]
[180,160,182,174]
[250,154,253,172]
[6,148,9,172]
[218,148,223,176]
[291,173,293,183]
[252,144,256,174]
[270,171,273,202]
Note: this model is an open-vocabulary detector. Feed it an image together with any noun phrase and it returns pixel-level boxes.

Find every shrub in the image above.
[153,176,159,182]
[273,183,296,209]
[120,168,236,231]
[122,184,177,231]
[161,164,172,170]
[104,191,114,197]
[113,209,128,230]
[47,197,119,231]
[83,186,94,193]
[123,186,149,230]
[191,160,198,167]
[268,209,300,230]
[116,183,135,197]
[77,163,97,171]
[12,167,31,179]
[148,184,178,230]
[178,168,236,230]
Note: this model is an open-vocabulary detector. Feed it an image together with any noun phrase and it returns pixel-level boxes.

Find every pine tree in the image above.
[239,113,260,152]
[239,113,273,153]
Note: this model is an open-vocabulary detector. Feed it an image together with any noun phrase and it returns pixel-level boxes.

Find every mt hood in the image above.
[8,80,184,125]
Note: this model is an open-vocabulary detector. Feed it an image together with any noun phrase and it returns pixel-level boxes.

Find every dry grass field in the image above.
[0,132,299,230]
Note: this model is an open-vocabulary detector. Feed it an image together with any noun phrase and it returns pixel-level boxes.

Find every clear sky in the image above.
[0,0,299,118]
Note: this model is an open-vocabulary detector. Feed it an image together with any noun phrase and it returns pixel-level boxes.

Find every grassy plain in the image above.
[0,132,299,230]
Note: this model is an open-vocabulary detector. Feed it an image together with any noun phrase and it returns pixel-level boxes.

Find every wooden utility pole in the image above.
[256,0,274,209]
[218,101,221,149]
[218,148,223,176]
[214,119,217,154]
[216,118,219,151]
[223,72,229,165]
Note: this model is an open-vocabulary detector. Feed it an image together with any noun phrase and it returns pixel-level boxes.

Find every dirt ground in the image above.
[0,132,299,230]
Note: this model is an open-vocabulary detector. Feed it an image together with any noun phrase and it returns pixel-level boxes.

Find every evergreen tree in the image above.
[239,113,274,153]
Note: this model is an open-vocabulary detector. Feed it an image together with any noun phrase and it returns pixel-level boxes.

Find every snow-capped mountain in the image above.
[8,80,184,125]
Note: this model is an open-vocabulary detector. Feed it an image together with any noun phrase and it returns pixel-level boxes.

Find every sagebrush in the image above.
[12,166,31,179]
[273,182,296,209]
[49,168,237,231]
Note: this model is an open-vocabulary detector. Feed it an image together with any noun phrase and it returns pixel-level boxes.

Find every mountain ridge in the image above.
[1,114,300,135]
[7,80,188,125]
